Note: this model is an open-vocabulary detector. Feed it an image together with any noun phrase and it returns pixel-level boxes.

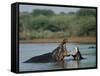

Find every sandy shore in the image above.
[19,37,96,44]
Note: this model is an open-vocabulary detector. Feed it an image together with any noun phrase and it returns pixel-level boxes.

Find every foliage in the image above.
[19,8,96,40]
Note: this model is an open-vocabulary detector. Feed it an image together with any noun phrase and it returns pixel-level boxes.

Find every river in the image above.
[19,43,96,72]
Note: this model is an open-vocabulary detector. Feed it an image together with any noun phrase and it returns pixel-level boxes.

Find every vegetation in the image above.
[19,8,96,40]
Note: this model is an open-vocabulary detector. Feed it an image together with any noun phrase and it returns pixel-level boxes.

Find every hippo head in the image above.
[72,47,83,60]
[74,47,79,53]
[52,39,68,61]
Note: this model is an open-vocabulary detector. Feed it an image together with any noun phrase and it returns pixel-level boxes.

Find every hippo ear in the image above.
[63,38,68,42]
[61,39,67,44]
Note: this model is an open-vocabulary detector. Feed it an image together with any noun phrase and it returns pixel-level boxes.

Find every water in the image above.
[19,43,96,72]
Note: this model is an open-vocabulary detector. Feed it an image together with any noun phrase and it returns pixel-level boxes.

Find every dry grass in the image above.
[19,37,96,44]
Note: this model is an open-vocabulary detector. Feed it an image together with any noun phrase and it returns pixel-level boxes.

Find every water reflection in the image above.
[54,60,65,69]
[55,60,80,69]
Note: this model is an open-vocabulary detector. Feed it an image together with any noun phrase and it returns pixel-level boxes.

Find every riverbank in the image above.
[19,37,96,44]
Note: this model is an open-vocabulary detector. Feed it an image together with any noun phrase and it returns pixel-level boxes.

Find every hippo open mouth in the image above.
[24,39,84,63]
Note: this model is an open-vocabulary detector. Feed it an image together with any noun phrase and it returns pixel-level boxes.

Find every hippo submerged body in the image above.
[24,39,84,63]
[24,53,53,63]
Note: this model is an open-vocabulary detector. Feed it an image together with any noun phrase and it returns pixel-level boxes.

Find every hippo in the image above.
[71,47,84,60]
[24,39,68,63]
[24,39,84,63]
